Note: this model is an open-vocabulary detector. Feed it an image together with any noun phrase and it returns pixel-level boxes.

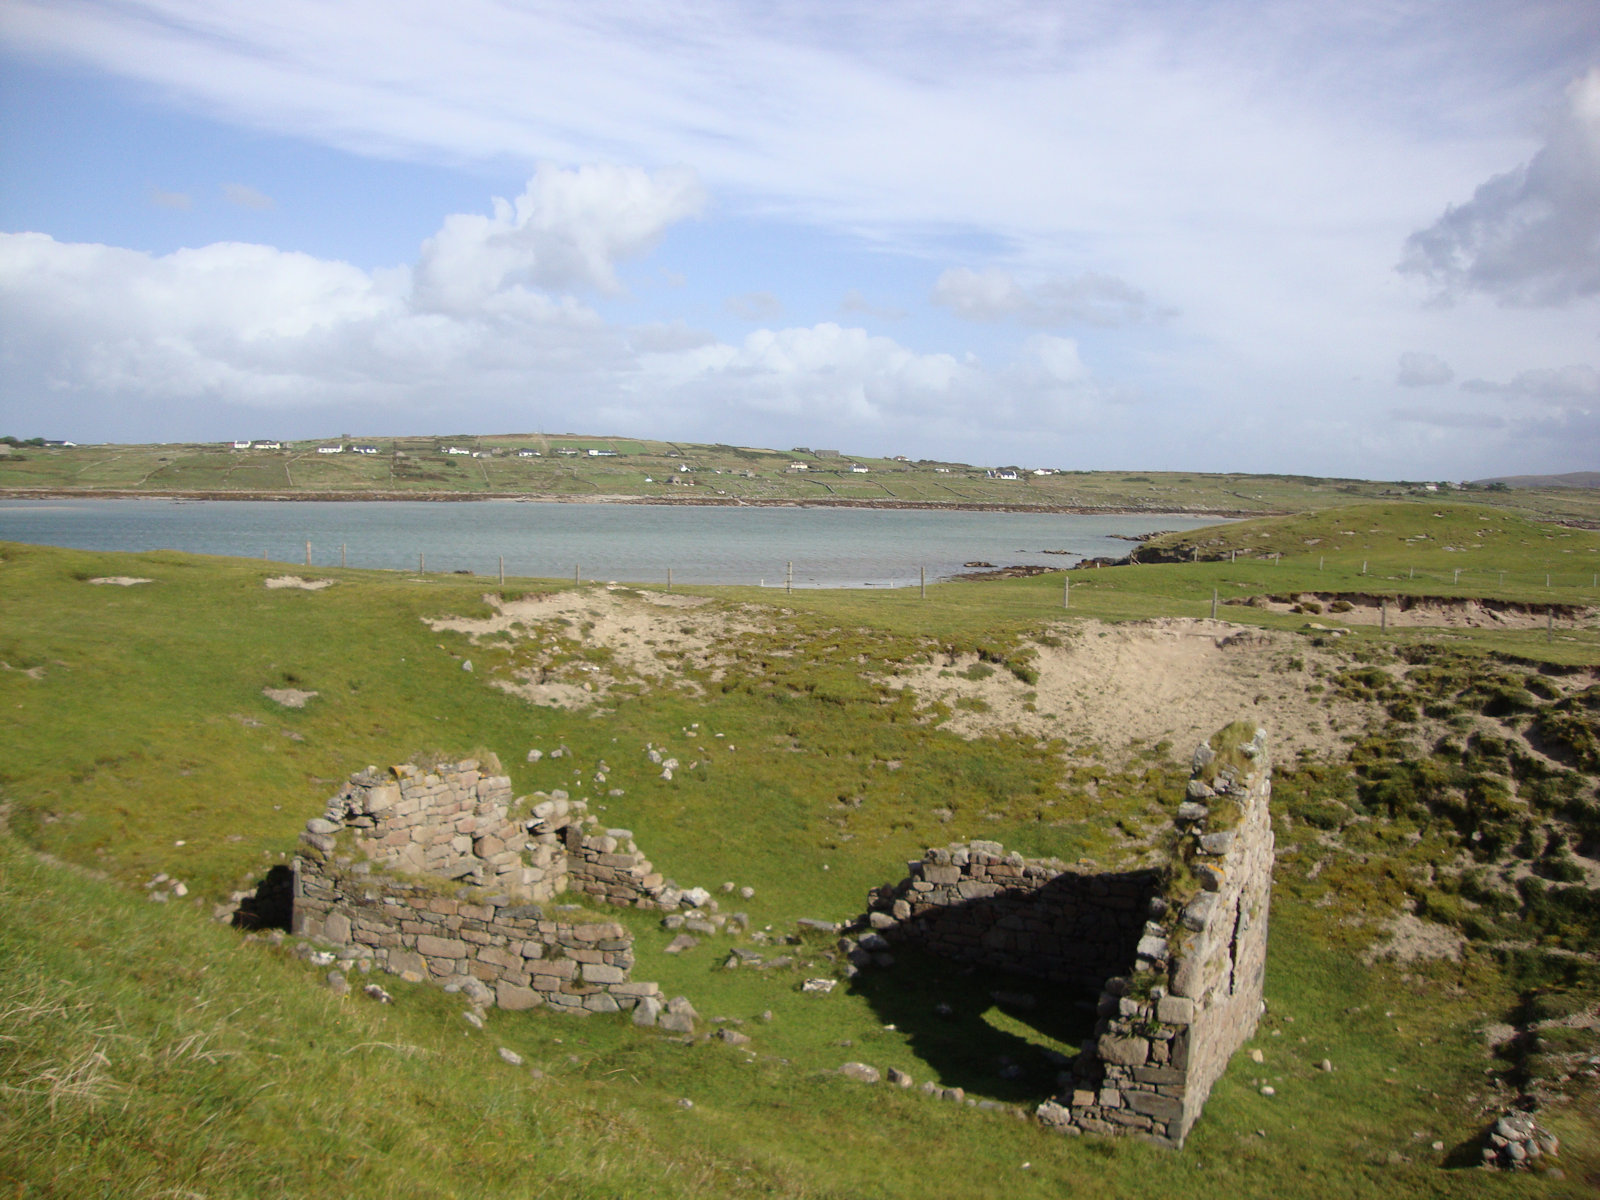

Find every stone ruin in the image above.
[289,723,1272,1147]
[862,722,1274,1147]
[291,757,692,1020]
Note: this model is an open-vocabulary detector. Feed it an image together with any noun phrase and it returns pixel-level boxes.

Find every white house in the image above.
[317,444,344,454]
[996,470,1019,480]
[443,446,470,456]
[587,448,618,457]
[516,448,541,457]
[252,441,282,450]
[788,462,809,471]
[230,439,252,450]
[353,445,379,455]
[849,464,869,474]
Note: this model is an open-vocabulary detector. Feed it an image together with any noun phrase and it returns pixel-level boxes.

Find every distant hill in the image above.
[1472,472,1600,490]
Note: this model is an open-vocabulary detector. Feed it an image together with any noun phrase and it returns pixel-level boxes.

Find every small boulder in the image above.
[839,1062,881,1084]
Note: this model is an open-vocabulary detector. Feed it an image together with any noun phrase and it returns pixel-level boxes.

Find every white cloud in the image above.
[1396,351,1454,387]
[412,163,704,313]
[1029,334,1092,385]
[1461,364,1600,401]
[932,267,1167,328]
[839,289,905,320]
[1390,407,1506,430]
[147,185,191,210]
[640,323,971,425]
[224,183,276,210]
[1400,68,1600,307]
[725,291,783,321]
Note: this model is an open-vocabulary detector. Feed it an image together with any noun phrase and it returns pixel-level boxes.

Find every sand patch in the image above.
[265,576,335,590]
[883,618,1370,759]
[263,687,318,708]
[1234,592,1595,630]
[424,586,763,709]
[1361,912,1466,964]
[88,576,152,586]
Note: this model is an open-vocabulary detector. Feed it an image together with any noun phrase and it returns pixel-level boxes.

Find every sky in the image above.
[1,2,1598,479]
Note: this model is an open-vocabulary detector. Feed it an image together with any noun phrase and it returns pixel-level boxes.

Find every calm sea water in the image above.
[0,499,1222,588]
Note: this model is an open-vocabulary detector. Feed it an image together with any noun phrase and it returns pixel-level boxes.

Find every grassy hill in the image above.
[4,434,1600,525]
[3,503,1598,1196]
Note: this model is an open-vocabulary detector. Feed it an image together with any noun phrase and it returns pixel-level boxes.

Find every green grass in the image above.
[3,502,1599,1196]
[6,439,1600,524]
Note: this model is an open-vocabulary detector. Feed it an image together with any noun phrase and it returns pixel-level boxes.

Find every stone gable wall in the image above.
[868,724,1274,1148]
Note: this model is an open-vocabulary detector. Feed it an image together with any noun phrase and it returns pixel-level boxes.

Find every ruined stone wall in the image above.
[867,843,1155,989]
[1039,724,1274,1147]
[867,724,1274,1149]
[301,759,561,901]
[292,758,670,1015]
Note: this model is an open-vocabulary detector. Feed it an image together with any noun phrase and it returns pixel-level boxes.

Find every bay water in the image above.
[0,499,1222,588]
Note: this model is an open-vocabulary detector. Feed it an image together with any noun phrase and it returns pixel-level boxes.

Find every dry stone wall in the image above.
[867,846,1156,989]
[292,758,681,1016]
[867,723,1274,1148]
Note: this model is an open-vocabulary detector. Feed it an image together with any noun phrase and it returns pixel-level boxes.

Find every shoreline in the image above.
[0,487,1263,520]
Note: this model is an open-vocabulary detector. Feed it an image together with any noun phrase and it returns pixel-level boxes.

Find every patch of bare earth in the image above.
[883,618,1371,759]
[1361,911,1466,965]
[87,576,152,586]
[262,688,318,708]
[264,576,335,590]
[1239,592,1596,630]
[424,586,764,709]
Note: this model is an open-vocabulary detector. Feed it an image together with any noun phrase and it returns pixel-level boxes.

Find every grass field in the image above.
[4,435,1599,525]
[3,500,1597,1197]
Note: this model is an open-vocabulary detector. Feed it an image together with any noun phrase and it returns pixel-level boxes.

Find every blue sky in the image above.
[1,1,1597,478]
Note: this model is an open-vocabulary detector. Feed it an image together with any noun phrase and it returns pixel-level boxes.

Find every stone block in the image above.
[366,784,399,812]
[581,962,627,985]
[477,946,518,970]
[415,934,466,959]
[1156,996,1195,1025]
[658,1010,695,1034]
[1125,1089,1185,1124]
[632,996,661,1026]
[496,982,543,1011]
[1136,934,1168,961]
[1098,1035,1150,1066]
[1131,1066,1187,1087]
[323,911,352,944]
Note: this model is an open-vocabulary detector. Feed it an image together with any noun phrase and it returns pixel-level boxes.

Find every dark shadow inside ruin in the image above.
[852,866,1159,1102]
[232,863,294,930]
[849,945,1104,1103]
